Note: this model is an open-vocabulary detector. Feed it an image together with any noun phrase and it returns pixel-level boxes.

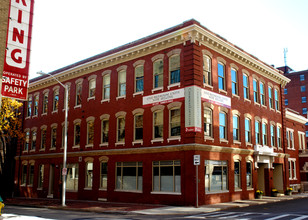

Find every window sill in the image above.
[115,142,125,146]
[52,110,58,114]
[244,98,251,103]
[204,136,214,142]
[27,184,33,187]
[247,187,254,191]
[205,190,229,195]
[151,138,164,144]
[233,141,241,145]
[37,187,43,191]
[22,150,28,153]
[219,89,227,95]
[41,113,47,116]
[101,99,110,104]
[132,140,143,146]
[99,188,107,191]
[39,149,45,152]
[232,94,240,100]
[234,189,242,192]
[203,84,213,90]
[167,137,181,143]
[32,115,38,118]
[74,105,81,109]
[168,82,180,90]
[87,96,95,102]
[151,191,181,195]
[220,139,228,144]
[49,147,56,151]
[116,95,126,100]
[72,145,80,149]
[276,110,281,114]
[270,108,275,112]
[84,187,93,190]
[30,149,35,152]
[115,189,142,193]
[133,91,144,97]
[261,105,267,109]
[62,107,70,112]
[98,198,107,201]
[152,87,163,93]
[99,143,108,147]
[246,142,253,147]
[85,144,94,148]
[25,116,31,120]
[254,102,260,107]
[287,148,296,151]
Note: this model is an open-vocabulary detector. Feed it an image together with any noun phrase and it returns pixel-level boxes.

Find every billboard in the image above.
[1,0,34,100]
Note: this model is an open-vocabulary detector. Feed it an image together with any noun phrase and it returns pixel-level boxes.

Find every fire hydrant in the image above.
[0,196,4,216]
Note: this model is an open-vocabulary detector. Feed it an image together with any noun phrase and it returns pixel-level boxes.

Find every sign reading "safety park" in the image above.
[1,0,35,100]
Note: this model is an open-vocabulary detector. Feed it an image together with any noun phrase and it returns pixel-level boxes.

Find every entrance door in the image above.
[48,164,55,198]
[273,164,283,192]
[257,163,266,193]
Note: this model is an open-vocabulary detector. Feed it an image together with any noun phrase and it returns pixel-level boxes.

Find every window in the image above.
[24,131,30,151]
[103,74,110,100]
[288,159,297,180]
[231,68,238,95]
[153,59,163,88]
[205,160,228,192]
[29,164,34,185]
[76,82,82,106]
[153,110,163,139]
[277,126,282,148]
[118,70,126,96]
[298,132,306,150]
[53,89,59,111]
[286,129,294,149]
[255,121,261,144]
[262,122,268,146]
[285,99,288,106]
[87,120,94,145]
[135,65,144,92]
[31,130,36,150]
[66,163,79,191]
[74,122,81,146]
[270,124,275,147]
[302,97,307,103]
[153,160,181,192]
[243,74,249,99]
[246,162,252,188]
[134,114,143,141]
[301,86,306,92]
[38,164,44,188]
[274,89,280,111]
[260,82,265,105]
[284,88,288,94]
[116,162,143,191]
[34,95,39,116]
[100,162,108,190]
[169,55,180,84]
[219,112,227,139]
[170,108,181,137]
[300,74,305,81]
[306,131,308,138]
[303,108,307,115]
[203,55,212,85]
[42,92,48,114]
[40,127,47,150]
[268,87,273,109]
[233,115,240,141]
[27,97,32,117]
[88,79,96,98]
[51,126,57,149]
[85,162,93,188]
[101,119,109,144]
[218,63,225,90]
[21,165,27,185]
[117,117,125,142]
[234,161,241,189]
[204,108,213,138]
[253,79,259,103]
[245,118,251,143]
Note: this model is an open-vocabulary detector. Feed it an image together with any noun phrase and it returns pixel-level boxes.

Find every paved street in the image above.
[2,196,308,219]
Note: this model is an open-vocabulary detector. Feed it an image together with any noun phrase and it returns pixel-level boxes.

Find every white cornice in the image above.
[286,109,308,124]
[29,24,290,92]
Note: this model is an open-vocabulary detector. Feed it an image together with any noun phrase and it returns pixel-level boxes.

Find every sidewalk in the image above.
[3,193,308,216]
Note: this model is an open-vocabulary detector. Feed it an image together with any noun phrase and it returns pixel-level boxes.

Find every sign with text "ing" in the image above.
[1,0,35,100]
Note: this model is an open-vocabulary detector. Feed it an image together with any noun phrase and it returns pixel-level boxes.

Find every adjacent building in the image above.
[15,20,305,206]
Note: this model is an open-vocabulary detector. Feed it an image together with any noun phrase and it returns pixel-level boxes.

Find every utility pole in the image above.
[284,48,288,74]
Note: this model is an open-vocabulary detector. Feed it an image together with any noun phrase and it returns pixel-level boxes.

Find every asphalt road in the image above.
[2,197,308,220]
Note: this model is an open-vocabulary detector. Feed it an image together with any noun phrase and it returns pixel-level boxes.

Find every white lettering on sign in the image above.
[201,89,231,108]
[194,155,200,165]
[6,0,31,69]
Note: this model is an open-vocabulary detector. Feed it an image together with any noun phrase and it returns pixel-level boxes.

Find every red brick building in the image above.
[15,20,304,206]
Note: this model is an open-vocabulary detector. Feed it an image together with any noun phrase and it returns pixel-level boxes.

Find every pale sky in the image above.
[29,0,308,79]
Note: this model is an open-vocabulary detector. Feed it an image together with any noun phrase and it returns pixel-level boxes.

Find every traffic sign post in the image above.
[194,155,200,208]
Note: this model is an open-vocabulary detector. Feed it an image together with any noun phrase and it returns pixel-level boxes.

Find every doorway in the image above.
[48,164,55,198]
[273,164,283,192]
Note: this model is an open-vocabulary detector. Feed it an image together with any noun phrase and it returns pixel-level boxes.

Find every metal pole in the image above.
[196,164,198,208]
[62,84,68,206]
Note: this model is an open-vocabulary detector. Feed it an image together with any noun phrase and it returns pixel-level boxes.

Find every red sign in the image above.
[1,0,35,100]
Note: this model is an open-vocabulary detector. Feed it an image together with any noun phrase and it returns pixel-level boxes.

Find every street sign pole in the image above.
[194,155,200,208]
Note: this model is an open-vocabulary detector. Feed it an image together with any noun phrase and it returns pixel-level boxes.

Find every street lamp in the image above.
[37,71,68,206]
